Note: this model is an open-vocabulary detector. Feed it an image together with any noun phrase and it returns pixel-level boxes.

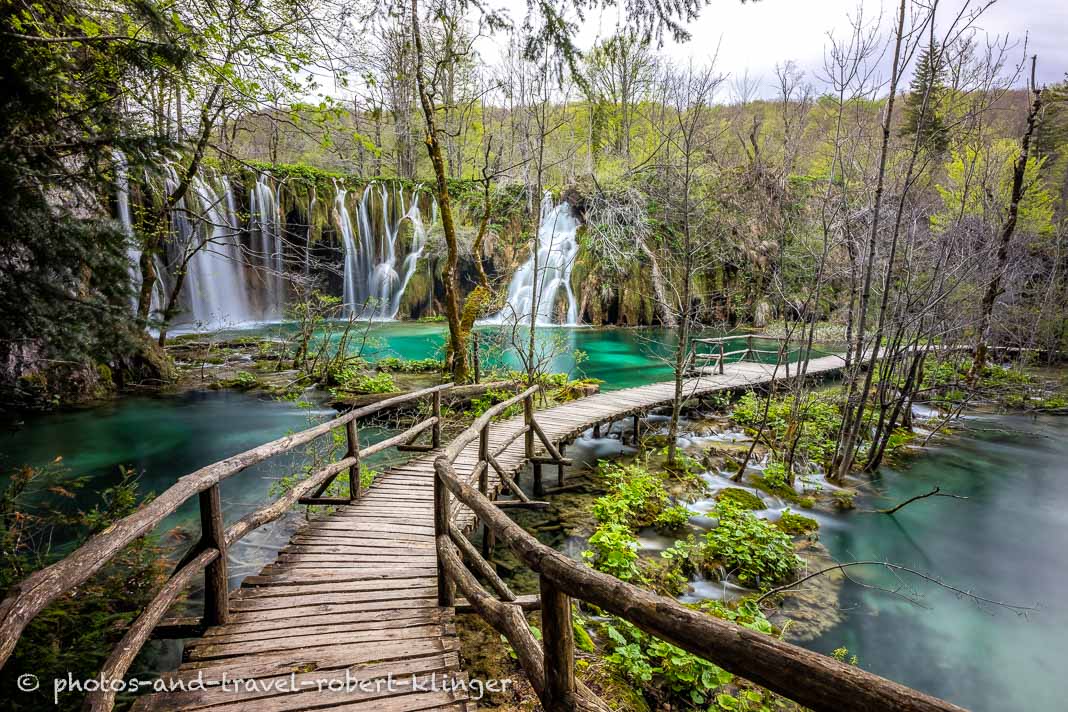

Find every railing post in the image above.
[434,469,453,607]
[539,573,575,711]
[557,443,566,487]
[432,389,442,449]
[347,419,361,501]
[478,424,495,559]
[472,332,481,384]
[199,484,229,626]
[718,342,725,374]
[523,392,534,460]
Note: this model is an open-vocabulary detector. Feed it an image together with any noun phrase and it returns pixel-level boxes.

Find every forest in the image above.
[1,0,1067,710]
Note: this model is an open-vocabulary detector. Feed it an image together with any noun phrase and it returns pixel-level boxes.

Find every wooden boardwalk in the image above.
[133,354,847,711]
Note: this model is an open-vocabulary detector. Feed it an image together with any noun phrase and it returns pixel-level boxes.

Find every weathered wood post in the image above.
[346,419,361,501]
[718,341,725,374]
[434,468,453,607]
[199,484,229,626]
[539,574,575,710]
[432,389,442,449]
[632,413,640,446]
[479,424,495,559]
[472,332,481,384]
[532,461,543,498]
[557,443,566,487]
[592,422,601,439]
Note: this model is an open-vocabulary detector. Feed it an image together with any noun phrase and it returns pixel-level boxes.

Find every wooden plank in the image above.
[190,615,453,647]
[228,599,440,624]
[173,638,461,680]
[131,654,459,711]
[186,624,454,661]
[200,608,453,638]
[238,578,436,597]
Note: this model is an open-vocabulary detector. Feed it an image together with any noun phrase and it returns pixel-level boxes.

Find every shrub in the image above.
[592,462,668,528]
[702,503,801,587]
[582,521,643,581]
[653,505,694,533]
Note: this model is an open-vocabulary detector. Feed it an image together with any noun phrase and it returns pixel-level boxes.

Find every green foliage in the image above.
[374,356,443,373]
[731,391,842,469]
[714,487,765,511]
[330,369,398,395]
[0,462,166,710]
[762,462,788,490]
[775,509,819,536]
[702,503,801,587]
[583,521,643,581]
[592,462,668,528]
[653,505,694,533]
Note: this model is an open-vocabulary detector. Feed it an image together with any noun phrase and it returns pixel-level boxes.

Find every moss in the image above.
[798,496,816,509]
[714,487,765,510]
[776,509,819,535]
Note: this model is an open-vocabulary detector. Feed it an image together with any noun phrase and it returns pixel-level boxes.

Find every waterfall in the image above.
[183,173,256,328]
[115,151,164,315]
[486,194,581,326]
[335,182,431,320]
[249,173,286,317]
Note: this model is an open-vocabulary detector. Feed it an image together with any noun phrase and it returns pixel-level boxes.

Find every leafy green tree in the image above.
[0,0,185,406]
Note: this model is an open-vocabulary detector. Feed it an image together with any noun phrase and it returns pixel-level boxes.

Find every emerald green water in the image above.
[811,413,1068,711]
[0,323,1060,709]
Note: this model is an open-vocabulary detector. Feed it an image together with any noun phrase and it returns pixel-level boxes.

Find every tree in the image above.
[0,0,185,404]
[901,40,950,154]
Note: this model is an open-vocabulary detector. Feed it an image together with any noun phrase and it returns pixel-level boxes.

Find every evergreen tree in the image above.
[901,41,950,154]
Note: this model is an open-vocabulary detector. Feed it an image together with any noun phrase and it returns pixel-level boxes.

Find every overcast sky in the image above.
[490,0,1068,97]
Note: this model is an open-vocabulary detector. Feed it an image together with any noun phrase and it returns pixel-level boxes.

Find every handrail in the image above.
[432,402,965,712]
[0,382,453,674]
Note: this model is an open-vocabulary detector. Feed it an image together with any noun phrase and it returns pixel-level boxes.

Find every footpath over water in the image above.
[131,354,851,711]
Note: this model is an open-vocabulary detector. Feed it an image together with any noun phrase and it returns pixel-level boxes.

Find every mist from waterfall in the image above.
[486,194,581,326]
[335,182,430,320]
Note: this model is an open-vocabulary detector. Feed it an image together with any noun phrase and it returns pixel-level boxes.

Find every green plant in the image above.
[762,461,788,490]
[702,503,801,587]
[715,487,765,510]
[776,509,819,536]
[654,505,694,533]
[592,462,668,528]
[583,521,643,581]
[831,490,855,510]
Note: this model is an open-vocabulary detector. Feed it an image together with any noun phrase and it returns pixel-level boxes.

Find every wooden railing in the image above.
[431,390,966,712]
[0,382,452,710]
[692,334,801,375]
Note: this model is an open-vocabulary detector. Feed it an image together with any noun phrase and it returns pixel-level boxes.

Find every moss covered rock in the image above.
[715,487,765,510]
[776,509,819,535]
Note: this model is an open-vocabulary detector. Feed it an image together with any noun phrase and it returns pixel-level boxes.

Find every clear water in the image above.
[810,413,1068,711]
[0,323,1061,710]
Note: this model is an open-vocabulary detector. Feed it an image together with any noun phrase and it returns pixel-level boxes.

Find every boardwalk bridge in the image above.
[0,337,965,711]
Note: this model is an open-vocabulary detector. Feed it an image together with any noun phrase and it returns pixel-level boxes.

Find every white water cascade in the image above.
[159,163,256,329]
[487,194,581,325]
[114,151,165,316]
[249,173,286,317]
[335,182,431,320]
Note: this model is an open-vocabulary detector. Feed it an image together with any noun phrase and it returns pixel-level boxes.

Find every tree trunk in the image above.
[970,58,1043,380]
[410,0,468,382]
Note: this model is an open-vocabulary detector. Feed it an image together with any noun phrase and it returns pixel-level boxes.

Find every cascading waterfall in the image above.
[335,182,431,320]
[486,194,581,326]
[116,161,437,331]
[159,162,256,329]
[114,151,165,315]
[249,173,286,317]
